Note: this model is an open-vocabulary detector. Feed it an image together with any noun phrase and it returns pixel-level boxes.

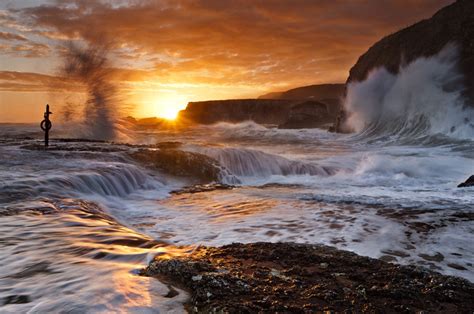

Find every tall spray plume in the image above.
[343,44,474,140]
[62,42,119,140]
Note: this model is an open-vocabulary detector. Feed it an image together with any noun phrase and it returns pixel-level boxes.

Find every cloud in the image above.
[4,0,454,94]
[0,71,82,92]
[0,31,27,41]
[0,41,51,58]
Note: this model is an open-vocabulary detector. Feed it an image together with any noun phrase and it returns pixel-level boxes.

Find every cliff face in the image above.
[179,84,345,128]
[278,101,333,129]
[179,99,298,125]
[334,0,474,132]
[179,98,339,129]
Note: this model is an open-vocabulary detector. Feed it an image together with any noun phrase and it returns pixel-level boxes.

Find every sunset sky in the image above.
[0,0,453,122]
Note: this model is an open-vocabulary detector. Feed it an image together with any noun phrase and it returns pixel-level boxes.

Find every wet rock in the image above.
[447,263,468,271]
[142,242,474,313]
[130,149,223,184]
[379,255,397,263]
[171,183,235,195]
[3,295,30,305]
[278,101,333,129]
[458,175,474,188]
[419,252,445,262]
[381,249,410,258]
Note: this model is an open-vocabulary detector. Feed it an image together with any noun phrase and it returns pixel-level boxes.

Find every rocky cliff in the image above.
[178,84,345,128]
[335,0,474,131]
[178,99,297,125]
[178,98,339,129]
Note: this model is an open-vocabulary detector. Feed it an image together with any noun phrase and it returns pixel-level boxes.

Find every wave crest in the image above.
[344,44,474,142]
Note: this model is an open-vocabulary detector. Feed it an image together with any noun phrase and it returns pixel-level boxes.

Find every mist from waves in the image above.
[343,44,474,144]
[60,42,121,141]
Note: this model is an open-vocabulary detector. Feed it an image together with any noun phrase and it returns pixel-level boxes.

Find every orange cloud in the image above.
[0,71,82,92]
[0,0,455,122]
[0,31,27,41]
[13,0,452,88]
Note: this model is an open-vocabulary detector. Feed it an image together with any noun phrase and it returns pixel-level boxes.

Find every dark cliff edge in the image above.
[259,83,345,101]
[179,99,340,129]
[335,0,474,132]
[178,84,345,129]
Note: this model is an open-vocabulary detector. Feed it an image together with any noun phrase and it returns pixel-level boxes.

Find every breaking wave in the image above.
[344,44,474,144]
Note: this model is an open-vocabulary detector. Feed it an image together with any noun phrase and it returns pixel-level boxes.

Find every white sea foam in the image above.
[344,44,474,140]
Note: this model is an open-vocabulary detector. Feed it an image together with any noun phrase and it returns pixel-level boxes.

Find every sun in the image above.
[153,94,188,120]
[160,106,181,120]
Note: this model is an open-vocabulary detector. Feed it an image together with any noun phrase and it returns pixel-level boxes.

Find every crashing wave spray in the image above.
[343,44,474,140]
[62,42,119,140]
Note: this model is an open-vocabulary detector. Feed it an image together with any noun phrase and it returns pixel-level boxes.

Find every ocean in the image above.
[0,116,472,312]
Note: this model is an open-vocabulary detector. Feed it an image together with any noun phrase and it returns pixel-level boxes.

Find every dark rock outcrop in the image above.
[335,0,474,132]
[178,84,345,128]
[458,175,474,187]
[278,101,333,129]
[179,98,340,129]
[143,242,474,313]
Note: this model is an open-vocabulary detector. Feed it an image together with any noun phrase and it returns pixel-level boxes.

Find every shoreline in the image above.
[142,242,474,313]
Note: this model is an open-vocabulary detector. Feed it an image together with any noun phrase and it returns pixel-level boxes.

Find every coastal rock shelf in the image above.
[143,242,474,313]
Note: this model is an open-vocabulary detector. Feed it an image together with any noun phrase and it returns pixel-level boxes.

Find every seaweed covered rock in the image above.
[130,149,224,184]
[143,242,474,313]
